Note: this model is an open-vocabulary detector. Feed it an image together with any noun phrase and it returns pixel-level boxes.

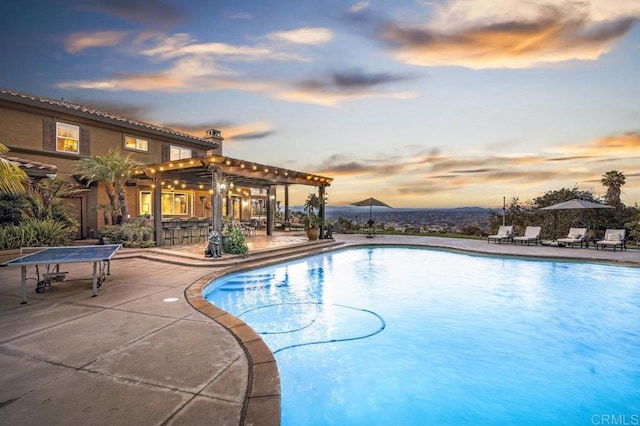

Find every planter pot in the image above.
[306,227,320,241]
[101,236,114,245]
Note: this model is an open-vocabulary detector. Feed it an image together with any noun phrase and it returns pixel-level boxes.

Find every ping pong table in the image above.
[1,244,121,304]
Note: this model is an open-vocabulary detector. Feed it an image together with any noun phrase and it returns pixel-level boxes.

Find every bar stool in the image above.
[197,219,209,242]
[182,218,199,244]
[163,219,181,246]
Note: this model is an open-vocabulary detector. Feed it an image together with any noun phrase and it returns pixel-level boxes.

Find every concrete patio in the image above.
[0,233,637,425]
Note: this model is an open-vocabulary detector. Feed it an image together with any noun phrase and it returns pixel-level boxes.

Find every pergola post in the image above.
[284,185,290,223]
[211,167,222,234]
[266,186,275,236]
[153,173,163,244]
[319,186,326,239]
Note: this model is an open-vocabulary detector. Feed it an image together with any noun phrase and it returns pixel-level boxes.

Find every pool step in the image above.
[115,239,344,268]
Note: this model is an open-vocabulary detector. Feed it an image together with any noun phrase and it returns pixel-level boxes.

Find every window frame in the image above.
[56,122,80,154]
[161,191,191,216]
[139,191,152,216]
[124,135,149,152]
[170,145,192,161]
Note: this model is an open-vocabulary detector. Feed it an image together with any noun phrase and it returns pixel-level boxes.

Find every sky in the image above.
[1,0,639,208]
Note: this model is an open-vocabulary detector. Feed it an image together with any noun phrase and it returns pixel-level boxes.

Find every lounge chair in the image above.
[487,225,513,243]
[513,226,541,245]
[556,227,587,248]
[595,229,626,251]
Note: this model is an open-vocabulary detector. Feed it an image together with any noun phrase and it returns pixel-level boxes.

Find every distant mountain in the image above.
[289,205,496,231]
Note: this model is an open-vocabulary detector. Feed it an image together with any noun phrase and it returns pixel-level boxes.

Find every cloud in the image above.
[267,27,333,45]
[273,69,418,106]
[58,31,306,93]
[64,30,131,54]
[350,1,370,14]
[552,131,640,156]
[301,70,411,91]
[58,29,413,106]
[228,12,252,20]
[378,0,639,69]
[164,121,276,142]
[312,130,639,205]
[79,0,185,27]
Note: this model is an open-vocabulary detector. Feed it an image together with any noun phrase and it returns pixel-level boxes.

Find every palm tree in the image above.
[0,143,27,194]
[75,148,140,224]
[601,170,626,206]
[31,177,88,219]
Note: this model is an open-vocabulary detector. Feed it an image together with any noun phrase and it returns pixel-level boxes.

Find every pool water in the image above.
[203,247,640,425]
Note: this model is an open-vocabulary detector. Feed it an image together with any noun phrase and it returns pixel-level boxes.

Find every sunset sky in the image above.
[1,0,639,208]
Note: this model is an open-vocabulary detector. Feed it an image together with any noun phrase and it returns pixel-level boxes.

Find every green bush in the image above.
[0,193,29,226]
[97,220,154,248]
[0,218,75,249]
[225,226,248,255]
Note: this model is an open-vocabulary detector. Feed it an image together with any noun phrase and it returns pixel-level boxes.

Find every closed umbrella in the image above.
[350,197,392,223]
[540,198,612,240]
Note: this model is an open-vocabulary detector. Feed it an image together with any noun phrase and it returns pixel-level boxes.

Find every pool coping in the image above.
[183,235,639,425]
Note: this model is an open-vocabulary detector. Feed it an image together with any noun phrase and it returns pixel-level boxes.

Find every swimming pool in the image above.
[203,247,640,425]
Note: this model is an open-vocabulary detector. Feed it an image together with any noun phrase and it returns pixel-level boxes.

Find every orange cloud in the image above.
[308,130,640,207]
[378,0,638,69]
[267,27,333,45]
[64,31,130,54]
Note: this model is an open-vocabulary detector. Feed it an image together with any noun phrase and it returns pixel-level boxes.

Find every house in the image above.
[0,88,332,241]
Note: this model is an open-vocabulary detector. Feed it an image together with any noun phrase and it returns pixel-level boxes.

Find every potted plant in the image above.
[221,216,234,253]
[304,193,322,240]
[221,216,248,254]
[226,226,248,255]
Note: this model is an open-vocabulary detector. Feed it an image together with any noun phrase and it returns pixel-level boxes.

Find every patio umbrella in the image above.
[350,197,392,223]
[540,198,612,240]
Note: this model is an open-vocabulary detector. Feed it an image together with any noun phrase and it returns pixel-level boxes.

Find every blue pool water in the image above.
[203,247,640,425]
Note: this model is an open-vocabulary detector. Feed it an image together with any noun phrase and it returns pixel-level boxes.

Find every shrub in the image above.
[0,218,74,249]
[0,193,29,226]
[97,219,154,248]
[225,226,248,255]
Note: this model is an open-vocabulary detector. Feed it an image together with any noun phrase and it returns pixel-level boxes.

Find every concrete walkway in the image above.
[0,234,637,425]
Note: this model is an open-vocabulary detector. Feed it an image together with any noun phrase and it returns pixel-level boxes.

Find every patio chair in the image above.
[513,226,541,245]
[595,229,626,251]
[556,227,588,248]
[487,225,513,243]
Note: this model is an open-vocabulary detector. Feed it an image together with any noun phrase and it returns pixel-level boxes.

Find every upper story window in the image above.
[170,145,192,161]
[124,136,149,152]
[56,123,79,154]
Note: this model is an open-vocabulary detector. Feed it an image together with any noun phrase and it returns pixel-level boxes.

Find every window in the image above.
[162,191,190,215]
[170,145,192,161]
[139,191,152,215]
[125,136,148,152]
[56,123,79,153]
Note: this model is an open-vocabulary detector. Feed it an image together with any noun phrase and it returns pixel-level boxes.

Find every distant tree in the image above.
[491,187,601,240]
[461,224,482,236]
[601,170,625,206]
[488,196,537,236]
[626,211,640,245]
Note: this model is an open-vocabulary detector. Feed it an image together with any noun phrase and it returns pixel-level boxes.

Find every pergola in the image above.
[137,154,333,242]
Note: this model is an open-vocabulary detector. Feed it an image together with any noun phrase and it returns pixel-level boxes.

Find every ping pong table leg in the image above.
[21,266,27,304]
[92,262,98,297]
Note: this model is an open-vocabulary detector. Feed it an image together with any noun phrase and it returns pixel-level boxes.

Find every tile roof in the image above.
[1,155,58,177]
[0,88,220,148]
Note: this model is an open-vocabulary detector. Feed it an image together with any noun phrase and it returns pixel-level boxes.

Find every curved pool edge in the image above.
[184,234,639,425]
[185,270,281,426]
